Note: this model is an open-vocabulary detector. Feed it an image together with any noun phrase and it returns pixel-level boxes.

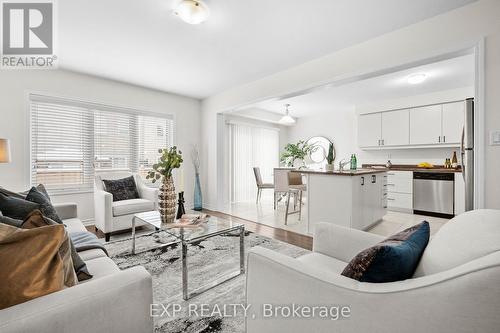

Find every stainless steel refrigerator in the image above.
[461,98,474,211]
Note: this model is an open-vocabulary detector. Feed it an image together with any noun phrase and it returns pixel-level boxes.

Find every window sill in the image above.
[47,189,94,196]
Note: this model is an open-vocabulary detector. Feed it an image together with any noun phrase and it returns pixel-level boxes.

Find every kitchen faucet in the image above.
[338,158,351,172]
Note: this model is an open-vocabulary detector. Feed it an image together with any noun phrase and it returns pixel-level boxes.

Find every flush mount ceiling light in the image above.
[174,0,210,24]
[279,104,296,125]
[407,73,427,85]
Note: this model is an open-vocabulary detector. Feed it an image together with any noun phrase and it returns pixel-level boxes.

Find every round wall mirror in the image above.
[305,136,334,170]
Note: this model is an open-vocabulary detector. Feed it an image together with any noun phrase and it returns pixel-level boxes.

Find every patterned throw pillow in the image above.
[102,176,140,202]
[342,221,430,283]
[25,186,63,224]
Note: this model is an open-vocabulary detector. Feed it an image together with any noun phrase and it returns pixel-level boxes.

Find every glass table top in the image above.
[134,211,244,242]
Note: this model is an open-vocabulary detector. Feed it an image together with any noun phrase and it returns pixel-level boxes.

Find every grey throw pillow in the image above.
[0,211,23,227]
[0,186,24,199]
[25,187,63,224]
[0,193,39,220]
[102,176,140,202]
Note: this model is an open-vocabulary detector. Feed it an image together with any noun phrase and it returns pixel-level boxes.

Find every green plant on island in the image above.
[326,142,335,165]
[280,140,315,167]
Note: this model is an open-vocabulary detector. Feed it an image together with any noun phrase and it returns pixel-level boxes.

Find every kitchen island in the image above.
[292,169,387,234]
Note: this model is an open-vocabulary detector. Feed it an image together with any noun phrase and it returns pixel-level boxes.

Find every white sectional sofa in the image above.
[246,209,500,333]
[0,203,154,333]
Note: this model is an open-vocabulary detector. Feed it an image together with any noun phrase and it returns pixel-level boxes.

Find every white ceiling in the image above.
[58,0,476,99]
[246,54,475,118]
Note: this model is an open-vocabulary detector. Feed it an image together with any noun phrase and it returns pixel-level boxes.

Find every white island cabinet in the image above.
[296,170,387,234]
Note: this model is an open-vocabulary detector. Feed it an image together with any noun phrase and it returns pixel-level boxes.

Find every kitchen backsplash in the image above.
[356,147,460,166]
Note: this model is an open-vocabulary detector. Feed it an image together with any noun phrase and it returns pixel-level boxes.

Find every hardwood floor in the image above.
[205,209,312,250]
[86,209,313,250]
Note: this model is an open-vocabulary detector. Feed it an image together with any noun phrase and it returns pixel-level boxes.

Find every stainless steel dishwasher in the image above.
[413,172,454,218]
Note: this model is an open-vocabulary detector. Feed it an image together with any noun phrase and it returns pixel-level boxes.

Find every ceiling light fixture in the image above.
[279,104,296,125]
[407,73,427,85]
[174,0,210,25]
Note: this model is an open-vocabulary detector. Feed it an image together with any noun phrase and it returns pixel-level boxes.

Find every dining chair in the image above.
[253,167,274,204]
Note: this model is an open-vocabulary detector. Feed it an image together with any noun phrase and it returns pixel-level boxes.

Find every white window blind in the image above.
[94,110,135,172]
[31,100,94,191]
[137,115,172,179]
[30,94,173,192]
[228,122,279,203]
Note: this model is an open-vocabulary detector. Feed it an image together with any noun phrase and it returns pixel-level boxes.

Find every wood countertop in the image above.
[362,164,462,173]
[292,169,387,176]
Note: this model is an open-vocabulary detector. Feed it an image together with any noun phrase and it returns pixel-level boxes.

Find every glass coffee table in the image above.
[132,211,245,300]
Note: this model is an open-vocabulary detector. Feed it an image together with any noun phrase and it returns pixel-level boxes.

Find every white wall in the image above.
[286,106,356,165]
[356,87,474,114]
[202,0,500,210]
[0,70,200,223]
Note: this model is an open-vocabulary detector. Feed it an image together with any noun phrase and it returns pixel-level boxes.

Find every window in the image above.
[228,121,279,203]
[30,94,173,192]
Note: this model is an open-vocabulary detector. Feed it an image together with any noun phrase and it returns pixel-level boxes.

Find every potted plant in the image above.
[146,146,183,223]
[325,142,335,171]
[280,140,314,168]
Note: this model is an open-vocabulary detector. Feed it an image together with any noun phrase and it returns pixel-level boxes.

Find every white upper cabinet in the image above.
[381,109,409,146]
[358,113,381,147]
[442,101,465,144]
[358,101,466,149]
[409,105,442,145]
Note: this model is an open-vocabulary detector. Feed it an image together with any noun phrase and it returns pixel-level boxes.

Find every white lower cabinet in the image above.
[387,192,413,210]
[306,172,386,234]
[386,171,413,212]
[352,173,386,230]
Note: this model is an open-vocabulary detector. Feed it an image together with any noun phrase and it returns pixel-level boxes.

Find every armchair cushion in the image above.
[342,221,430,282]
[102,176,139,202]
[112,199,155,217]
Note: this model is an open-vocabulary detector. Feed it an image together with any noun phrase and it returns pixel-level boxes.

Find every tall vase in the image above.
[158,176,176,223]
[193,173,202,211]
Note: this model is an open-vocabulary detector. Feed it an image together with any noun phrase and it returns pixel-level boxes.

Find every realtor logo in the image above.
[1,1,57,68]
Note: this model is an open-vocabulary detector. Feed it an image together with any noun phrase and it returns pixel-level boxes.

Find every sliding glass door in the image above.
[228,122,279,203]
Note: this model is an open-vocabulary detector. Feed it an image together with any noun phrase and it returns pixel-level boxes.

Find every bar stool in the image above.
[285,171,306,225]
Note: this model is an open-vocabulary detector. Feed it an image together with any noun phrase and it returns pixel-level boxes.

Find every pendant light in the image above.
[279,104,296,125]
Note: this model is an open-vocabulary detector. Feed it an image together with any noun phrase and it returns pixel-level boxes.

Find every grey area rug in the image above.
[104,229,309,333]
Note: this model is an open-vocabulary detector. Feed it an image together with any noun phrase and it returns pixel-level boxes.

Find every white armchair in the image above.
[94,171,158,241]
[246,209,500,333]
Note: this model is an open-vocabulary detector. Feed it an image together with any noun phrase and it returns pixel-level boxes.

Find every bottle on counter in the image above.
[445,158,451,169]
[452,151,458,169]
[351,154,357,170]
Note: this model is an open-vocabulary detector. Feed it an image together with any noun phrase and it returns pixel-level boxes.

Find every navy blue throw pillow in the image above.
[342,221,430,283]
